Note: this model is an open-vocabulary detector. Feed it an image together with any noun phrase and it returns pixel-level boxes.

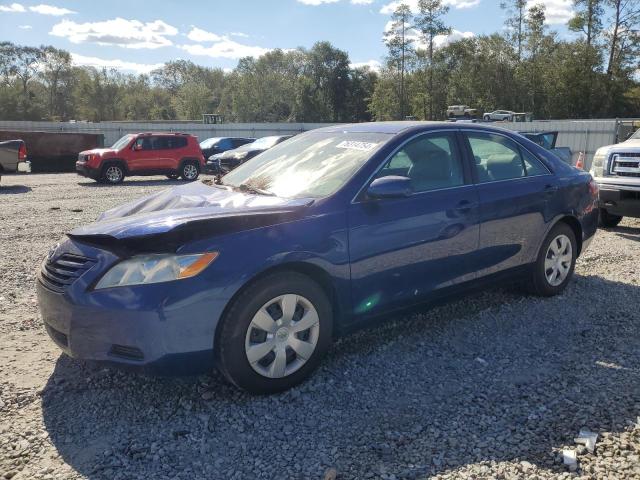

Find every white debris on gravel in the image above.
[1,174,640,480]
[575,429,598,453]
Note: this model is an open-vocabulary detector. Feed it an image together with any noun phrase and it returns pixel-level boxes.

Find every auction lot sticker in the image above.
[336,141,378,151]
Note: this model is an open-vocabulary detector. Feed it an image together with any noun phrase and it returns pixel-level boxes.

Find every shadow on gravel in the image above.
[0,185,32,194]
[41,275,640,480]
[78,179,185,187]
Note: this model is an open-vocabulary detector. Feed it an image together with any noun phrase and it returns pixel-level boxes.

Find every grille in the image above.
[40,254,95,293]
[109,344,144,361]
[610,153,640,177]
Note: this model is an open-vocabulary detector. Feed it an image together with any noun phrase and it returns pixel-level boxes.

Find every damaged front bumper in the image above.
[36,238,228,375]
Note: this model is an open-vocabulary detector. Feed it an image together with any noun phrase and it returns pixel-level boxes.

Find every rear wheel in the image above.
[598,209,622,228]
[101,164,124,184]
[527,223,577,297]
[217,272,333,394]
[180,161,200,181]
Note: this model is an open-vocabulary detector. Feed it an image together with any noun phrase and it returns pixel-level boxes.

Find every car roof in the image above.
[312,121,516,136]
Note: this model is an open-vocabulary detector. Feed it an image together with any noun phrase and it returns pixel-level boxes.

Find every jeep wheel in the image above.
[599,209,622,228]
[102,164,124,184]
[181,161,200,181]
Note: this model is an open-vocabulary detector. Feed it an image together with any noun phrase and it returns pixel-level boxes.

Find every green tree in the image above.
[383,3,415,119]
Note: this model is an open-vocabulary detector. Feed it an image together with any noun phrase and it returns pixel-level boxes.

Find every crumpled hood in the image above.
[70,181,312,240]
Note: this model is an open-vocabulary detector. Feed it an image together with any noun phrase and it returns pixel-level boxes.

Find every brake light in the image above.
[588,177,599,198]
[575,152,584,170]
[18,143,27,160]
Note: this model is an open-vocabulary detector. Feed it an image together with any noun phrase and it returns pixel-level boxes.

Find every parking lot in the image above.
[1,173,639,480]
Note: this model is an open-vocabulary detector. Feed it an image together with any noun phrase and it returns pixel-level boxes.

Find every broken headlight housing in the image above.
[95,252,218,289]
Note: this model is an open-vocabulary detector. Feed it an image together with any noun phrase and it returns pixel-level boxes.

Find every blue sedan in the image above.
[37,122,599,393]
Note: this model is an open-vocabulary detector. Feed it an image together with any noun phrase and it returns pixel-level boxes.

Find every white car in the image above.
[483,110,515,122]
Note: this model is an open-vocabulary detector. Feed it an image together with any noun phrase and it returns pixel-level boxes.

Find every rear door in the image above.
[461,130,555,277]
[348,130,481,318]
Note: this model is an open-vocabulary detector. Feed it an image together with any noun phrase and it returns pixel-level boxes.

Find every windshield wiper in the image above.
[237,183,275,196]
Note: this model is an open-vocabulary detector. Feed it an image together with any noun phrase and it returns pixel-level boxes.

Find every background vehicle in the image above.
[76,133,205,184]
[483,110,516,122]
[38,122,598,394]
[0,139,30,183]
[207,135,292,174]
[520,131,572,164]
[446,105,478,119]
[590,129,640,227]
[200,137,255,160]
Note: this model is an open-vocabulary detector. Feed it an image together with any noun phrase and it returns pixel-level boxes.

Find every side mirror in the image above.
[367,176,413,199]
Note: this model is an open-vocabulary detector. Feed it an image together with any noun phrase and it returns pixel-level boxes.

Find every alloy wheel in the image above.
[244,294,320,379]
[105,166,123,183]
[544,234,573,286]
[183,163,198,180]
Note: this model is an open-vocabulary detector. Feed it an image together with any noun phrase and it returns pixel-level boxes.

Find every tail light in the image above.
[18,143,27,160]
[575,152,584,170]
[588,177,599,198]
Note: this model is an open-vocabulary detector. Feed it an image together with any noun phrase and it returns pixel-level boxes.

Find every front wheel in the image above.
[180,161,200,181]
[527,223,577,297]
[217,272,333,394]
[101,164,125,184]
[483,115,490,121]
[599,209,622,228]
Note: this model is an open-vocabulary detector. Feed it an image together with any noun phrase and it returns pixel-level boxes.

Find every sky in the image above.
[0,0,581,75]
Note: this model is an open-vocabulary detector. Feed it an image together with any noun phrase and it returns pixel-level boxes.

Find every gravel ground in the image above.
[1,173,639,480]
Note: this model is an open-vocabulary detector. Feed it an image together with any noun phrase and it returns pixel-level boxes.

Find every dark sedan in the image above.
[206,135,292,174]
[199,137,255,160]
[37,122,598,394]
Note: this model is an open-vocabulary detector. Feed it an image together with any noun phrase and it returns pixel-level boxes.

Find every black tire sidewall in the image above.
[599,209,622,228]
[217,272,333,394]
[532,223,577,296]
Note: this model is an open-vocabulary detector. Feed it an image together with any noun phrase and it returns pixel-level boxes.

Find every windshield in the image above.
[200,137,222,148]
[222,132,391,198]
[111,135,133,150]
[250,136,286,150]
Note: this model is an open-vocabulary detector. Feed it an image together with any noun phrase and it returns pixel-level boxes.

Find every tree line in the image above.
[0,0,638,124]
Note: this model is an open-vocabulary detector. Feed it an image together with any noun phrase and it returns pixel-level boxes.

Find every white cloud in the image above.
[50,18,178,49]
[380,0,479,14]
[181,26,272,59]
[351,0,374,4]
[180,40,271,59]
[351,59,382,71]
[71,53,162,74]
[18,24,31,28]
[526,0,573,25]
[230,31,249,38]
[384,20,474,50]
[29,4,75,15]
[187,26,222,42]
[0,3,26,12]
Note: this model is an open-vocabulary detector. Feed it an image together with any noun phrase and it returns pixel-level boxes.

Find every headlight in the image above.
[95,252,218,289]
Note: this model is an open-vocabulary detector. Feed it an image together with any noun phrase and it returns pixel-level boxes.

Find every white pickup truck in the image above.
[590,130,640,227]
[0,139,31,184]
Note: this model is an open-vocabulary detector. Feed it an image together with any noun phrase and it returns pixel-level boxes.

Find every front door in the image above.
[348,131,481,318]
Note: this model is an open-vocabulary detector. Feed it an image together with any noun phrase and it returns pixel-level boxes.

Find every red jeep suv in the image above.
[76,133,206,184]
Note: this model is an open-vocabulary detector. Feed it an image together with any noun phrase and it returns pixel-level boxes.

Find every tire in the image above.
[527,222,577,297]
[101,164,125,184]
[217,272,333,394]
[166,173,180,180]
[464,113,471,119]
[483,115,490,121]
[180,161,200,181]
[598,209,622,228]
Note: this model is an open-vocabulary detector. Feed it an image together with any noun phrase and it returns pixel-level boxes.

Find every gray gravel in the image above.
[1,173,639,480]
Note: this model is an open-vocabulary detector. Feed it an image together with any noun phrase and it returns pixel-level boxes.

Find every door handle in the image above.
[454,200,478,214]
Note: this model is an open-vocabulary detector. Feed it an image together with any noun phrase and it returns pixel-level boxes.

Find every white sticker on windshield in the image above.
[336,140,378,151]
